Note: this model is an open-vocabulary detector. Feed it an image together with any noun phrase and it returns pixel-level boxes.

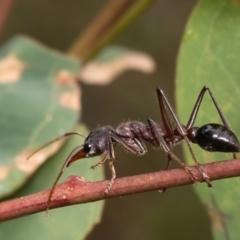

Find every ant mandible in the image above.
[27,86,240,212]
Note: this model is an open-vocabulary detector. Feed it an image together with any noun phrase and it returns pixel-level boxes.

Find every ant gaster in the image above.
[27,86,240,213]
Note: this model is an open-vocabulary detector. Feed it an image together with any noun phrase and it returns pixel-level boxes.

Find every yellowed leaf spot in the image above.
[45,113,53,123]
[78,51,156,85]
[0,137,67,180]
[0,166,11,181]
[56,70,81,112]
[59,92,80,111]
[15,141,63,174]
[0,53,26,84]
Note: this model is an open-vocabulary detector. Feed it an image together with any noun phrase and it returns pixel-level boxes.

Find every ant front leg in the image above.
[105,159,116,194]
[90,154,117,194]
[104,136,117,194]
[90,154,108,170]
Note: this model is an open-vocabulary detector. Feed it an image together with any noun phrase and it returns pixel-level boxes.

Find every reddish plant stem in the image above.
[0,157,240,222]
[0,0,16,39]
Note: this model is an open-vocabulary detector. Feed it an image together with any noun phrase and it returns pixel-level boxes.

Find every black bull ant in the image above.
[27,86,240,211]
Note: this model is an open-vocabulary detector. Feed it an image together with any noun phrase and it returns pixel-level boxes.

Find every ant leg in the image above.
[167,152,197,183]
[105,159,116,194]
[160,147,173,193]
[104,136,117,194]
[165,154,172,170]
[182,137,212,187]
[147,118,198,183]
[90,154,108,170]
[207,87,237,159]
[46,144,85,216]
[186,86,230,129]
[156,88,213,187]
[164,143,173,170]
[186,86,237,159]
[110,132,147,156]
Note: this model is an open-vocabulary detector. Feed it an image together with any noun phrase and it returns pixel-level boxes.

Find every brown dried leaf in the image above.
[78,51,156,85]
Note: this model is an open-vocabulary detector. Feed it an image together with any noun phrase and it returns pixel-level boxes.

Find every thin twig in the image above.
[68,0,134,57]
[0,157,240,222]
[0,0,16,39]
[68,0,155,61]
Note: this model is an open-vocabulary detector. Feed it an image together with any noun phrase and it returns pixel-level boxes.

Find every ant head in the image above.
[66,126,115,167]
[83,126,115,157]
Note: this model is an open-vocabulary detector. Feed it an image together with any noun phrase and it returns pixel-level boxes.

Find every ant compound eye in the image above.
[83,143,92,153]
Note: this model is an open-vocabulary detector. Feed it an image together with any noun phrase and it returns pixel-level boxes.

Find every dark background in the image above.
[1,0,212,239]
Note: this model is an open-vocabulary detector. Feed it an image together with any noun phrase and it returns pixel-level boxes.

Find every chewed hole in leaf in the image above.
[0,53,26,84]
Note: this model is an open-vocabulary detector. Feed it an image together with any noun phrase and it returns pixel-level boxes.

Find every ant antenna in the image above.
[27,132,86,160]
[46,144,85,217]
[26,131,86,216]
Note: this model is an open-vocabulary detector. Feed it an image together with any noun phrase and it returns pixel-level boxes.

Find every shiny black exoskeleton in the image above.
[191,123,240,152]
[28,86,239,213]
[83,127,117,157]
[65,86,239,192]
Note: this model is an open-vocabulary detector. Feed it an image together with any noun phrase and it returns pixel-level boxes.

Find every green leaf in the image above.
[176,0,240,239]
[0,124,104,239]
[0,36,80,199]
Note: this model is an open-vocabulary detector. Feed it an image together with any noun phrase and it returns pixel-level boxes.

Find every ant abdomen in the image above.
[194,123,240,152]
